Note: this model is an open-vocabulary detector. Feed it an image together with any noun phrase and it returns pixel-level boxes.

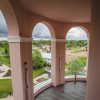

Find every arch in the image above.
[32,21,56,39]
[77,26,90,40]
[0,0,19,36]
[32,21,55,95]
[65,26,90,81]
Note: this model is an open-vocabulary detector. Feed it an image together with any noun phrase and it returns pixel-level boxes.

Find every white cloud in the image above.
[32,24,88,40]
[32,23,51,39]
[66,27,88,40]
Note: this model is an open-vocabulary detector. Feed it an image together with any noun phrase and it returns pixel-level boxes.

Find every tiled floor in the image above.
[35,82,86,100]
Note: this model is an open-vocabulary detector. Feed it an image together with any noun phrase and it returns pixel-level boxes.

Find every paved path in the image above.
[0,96,13,100]
[34,73,49,84]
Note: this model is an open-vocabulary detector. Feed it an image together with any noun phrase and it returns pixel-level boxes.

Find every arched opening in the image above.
[65,27,89,82]
[0,10,12,99]
[32,22,54,94]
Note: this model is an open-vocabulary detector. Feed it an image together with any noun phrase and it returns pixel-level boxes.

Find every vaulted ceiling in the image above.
[14,0,91,23]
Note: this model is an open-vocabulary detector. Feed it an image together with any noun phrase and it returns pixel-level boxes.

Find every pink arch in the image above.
[65,26,90,77]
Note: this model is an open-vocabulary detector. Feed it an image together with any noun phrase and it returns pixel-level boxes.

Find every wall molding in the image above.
[51,39,66,42]
[8,36,32,43]
[8,37,66,43]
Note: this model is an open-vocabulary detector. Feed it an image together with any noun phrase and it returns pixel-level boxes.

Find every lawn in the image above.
[0,79,12,98]
[32,68,46,78]
[72,48,84,53]
[0,68,46,98]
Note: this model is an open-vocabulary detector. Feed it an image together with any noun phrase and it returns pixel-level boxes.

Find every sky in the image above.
[0,10,88,40]
[0,10,8,37]
[67,27,88,40]
[32,23,88,40]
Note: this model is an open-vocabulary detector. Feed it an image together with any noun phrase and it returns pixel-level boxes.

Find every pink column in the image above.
[51,39,65,86]
[9,37,33,100]
[86,1,100,100]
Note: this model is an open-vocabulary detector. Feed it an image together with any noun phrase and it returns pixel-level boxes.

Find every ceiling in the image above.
[15,0,91,23]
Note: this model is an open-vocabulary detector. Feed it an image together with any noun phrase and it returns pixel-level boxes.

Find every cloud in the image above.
[32,24,88,40]
[32,23,51,39]
[66,27,88,40]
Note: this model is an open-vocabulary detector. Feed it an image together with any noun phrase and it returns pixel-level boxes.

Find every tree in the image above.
[66,40,88,49]
[67,57,86,84]
[0,41,10,66]
[32,49,46,69]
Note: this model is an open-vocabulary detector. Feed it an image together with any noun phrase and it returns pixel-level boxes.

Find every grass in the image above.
[66,47,80,50]
[32,68,46,78]
[0,69,46,98]
[0,79,12,98]
[72,48,84,53]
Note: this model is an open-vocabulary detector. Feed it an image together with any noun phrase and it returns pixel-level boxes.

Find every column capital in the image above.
[8,36,32,43]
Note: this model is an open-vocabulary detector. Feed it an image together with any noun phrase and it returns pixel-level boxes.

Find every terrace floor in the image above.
[35,82,86,100]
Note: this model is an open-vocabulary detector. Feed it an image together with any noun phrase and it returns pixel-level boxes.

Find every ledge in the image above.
[51,39,66,42]
[8,36,32,43]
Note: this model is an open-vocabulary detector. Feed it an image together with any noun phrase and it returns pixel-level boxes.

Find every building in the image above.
[0,0,100,100]
[41,52,51,65]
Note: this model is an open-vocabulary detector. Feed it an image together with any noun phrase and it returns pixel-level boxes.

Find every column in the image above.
[8,37,34,100]
[51,39,65,86]
[86,0,100,100]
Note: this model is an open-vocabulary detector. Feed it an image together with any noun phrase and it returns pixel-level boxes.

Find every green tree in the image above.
[0,41,10,66]
[32,49,46,69]
[66,40,88,49]
[67,57,86,84]
[32,40,51,46]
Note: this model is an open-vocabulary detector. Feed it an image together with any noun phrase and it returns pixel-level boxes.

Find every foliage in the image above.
[0,41,10,66]
[0,41,9,55]
[66,40,88,49]
[32,40,88,50]
[72,48,84,53]
[0,56,10,67]
[32,49,47,69]
[32,40,51,46]
[66,57,86,75]
[0,79,12,98]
